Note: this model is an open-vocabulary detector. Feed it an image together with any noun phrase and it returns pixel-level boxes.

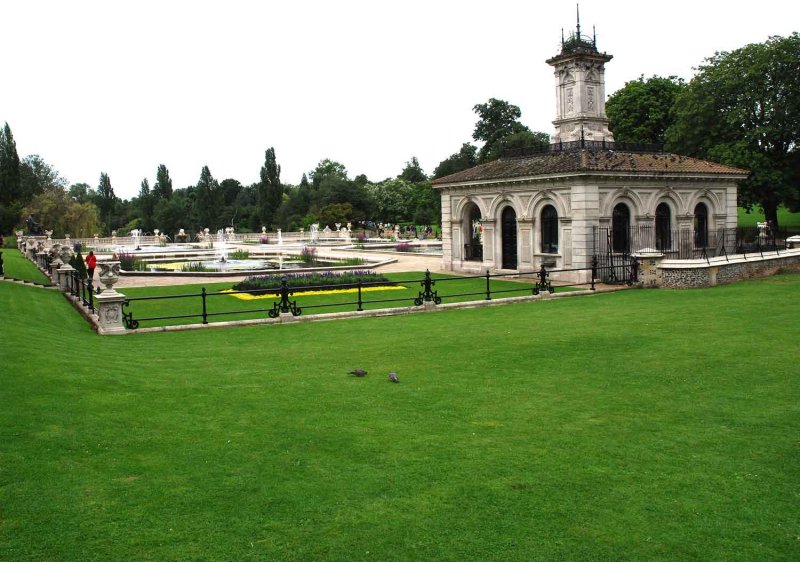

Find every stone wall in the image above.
[658,250,800,288]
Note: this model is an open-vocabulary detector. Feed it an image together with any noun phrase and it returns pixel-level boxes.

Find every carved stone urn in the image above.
[98,261,121,293]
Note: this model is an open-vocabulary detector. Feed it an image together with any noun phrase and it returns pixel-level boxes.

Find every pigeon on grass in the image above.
[388,372,399,383]
[349,369,368,377]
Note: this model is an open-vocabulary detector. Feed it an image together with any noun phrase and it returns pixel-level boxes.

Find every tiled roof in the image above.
[431,150,749,185]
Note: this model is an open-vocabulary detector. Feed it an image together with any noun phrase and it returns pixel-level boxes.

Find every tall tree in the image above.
[69,182,95,204]
[194,165,223,229]
[473,98,531,162]
[19,155,67,200]
[606,75,686,144]
[399,157,427,183]
[138,178,154,232]
[0,122,21,205]
[96,172,116,233]
[258,147,282,229]
[433,143,478,179]
[310,159,348,188]
[0,122,22,233]
[666,34,800,226]
[154,164,173,201]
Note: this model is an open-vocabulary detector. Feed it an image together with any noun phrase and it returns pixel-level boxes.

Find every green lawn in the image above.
[1,273,799,560]
[1,247,51,285]
[738,205,800,229]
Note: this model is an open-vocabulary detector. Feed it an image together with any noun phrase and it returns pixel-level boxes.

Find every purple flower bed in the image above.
[233,271,394,294]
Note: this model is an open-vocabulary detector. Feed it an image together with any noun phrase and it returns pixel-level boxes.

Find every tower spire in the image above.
[576,4,581,38]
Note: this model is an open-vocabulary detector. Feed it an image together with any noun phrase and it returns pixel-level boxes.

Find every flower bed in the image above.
[233,271,394,294]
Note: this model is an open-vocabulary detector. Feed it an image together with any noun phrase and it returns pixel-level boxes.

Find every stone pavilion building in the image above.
[432,19,748,282]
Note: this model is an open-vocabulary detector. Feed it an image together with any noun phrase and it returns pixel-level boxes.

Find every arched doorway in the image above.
[694,203,709,247]
[655,202,671,251]
[612,203,630,253]
[464,203,482,261]
[501,206,517,269]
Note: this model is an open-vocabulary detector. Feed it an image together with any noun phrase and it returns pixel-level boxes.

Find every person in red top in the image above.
[85,250,97,280]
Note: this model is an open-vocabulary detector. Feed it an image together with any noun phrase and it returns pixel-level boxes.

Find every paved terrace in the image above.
[111,249,447,289]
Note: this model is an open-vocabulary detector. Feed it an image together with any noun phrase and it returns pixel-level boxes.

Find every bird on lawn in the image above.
[349,369,368,377]
[388,371,399,383]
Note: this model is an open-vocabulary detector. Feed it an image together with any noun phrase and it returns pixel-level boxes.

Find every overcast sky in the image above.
[2,0,798,200]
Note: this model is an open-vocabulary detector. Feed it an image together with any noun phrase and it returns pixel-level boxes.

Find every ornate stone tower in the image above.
[546,8,614,144]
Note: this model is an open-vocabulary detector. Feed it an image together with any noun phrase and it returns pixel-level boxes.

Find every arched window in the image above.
[694,203,709,247]
[464,204,483,261]
[655,203,671,251]
[612,203,630,253]
[541,205,559,253]
[501,206,518,269]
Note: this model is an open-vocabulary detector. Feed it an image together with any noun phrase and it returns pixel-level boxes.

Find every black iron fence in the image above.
[503,139,663,158]
[120,264,634,330]
[593,226,792,283]
[0,251,4,276]
[63,269,98,313]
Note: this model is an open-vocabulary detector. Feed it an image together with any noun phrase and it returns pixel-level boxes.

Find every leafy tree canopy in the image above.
[606,75,686,144]
[666,33,800,225]
[473,98,533,162]
[310,159,348,188]
[433,143,478,179]
[398,156,427,183]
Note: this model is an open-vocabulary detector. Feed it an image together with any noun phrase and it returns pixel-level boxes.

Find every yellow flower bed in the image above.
[223,286,406,300]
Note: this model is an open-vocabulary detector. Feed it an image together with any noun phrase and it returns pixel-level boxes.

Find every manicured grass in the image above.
[120,272,543,328]
[738,205,800,229]
[0,247,51,285]
[2,275,799,560]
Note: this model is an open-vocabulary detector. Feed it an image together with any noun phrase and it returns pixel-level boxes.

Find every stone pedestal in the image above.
[57,264,75,291]
[633,251,664,288]
[49,259,63,281]
[96,291,127,333]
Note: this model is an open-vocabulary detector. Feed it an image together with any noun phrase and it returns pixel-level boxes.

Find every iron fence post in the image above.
[357,281,363,311]
[485,270,491,300]
[201,287,208,324]
[88,280,94,312]
[0,251,3,276]
[268,276,301,317]
[534,265,553,295]
[591,256,597,290]
[414,269,441,306]
[628,256,639,285]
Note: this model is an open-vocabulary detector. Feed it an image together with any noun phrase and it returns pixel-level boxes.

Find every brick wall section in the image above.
[659,252,800,288]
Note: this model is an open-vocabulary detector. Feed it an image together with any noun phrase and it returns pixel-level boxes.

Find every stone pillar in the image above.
[561,218,573,267]
[450,219,462,263]
[49,258,63,282]
[481,219,496,268]
[96,291,127,334]
[633,250,664,288]
[58,264,75,291]
[517,217,534,273]
[95,260,126,333]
